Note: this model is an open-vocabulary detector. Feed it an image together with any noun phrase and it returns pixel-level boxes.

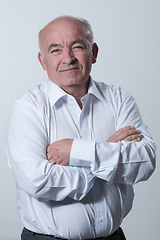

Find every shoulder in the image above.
[12,81,49,118]
[16,81,48,104]
[93,80,134,104]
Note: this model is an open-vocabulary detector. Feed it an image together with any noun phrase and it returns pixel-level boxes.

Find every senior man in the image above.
[6,16,156,240]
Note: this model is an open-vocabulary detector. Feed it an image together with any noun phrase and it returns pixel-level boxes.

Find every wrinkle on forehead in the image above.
[39,16,91,54]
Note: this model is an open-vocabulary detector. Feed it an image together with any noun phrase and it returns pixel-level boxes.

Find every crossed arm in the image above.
[6,95,156,201]
[47,126,142,166]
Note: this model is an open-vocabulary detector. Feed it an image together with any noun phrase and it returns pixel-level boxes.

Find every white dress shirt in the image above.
[6,78,156,239]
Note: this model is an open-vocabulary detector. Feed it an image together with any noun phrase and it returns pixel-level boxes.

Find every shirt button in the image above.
[99,217,103,222]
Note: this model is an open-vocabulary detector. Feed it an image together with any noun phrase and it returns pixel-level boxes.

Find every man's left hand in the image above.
[47,139,73,166]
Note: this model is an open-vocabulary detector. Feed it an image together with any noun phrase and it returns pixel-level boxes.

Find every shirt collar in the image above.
[87,77,104,101]
[47,77,103,107]
[48,80,67,106]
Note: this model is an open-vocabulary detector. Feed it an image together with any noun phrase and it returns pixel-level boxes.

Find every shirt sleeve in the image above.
[6,101,95,202]
[70,95,156,185]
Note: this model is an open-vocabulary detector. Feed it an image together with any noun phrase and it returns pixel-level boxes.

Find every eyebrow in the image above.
[48,39,86,52]
[71,39,86,47]
[48,43,63,52]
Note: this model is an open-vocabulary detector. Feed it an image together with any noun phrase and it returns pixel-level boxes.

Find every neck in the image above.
[61,78,90,109]
[75,98,83,109]
[69,87,87,109]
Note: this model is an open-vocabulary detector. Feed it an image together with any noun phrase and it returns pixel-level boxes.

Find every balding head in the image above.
[39,16,94,54]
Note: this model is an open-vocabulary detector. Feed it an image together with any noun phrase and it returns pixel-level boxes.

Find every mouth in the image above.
[60,67,79,73]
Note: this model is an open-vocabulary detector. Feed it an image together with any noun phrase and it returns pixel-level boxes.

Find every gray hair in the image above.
[39,16,94,53]
[75,17,94,47]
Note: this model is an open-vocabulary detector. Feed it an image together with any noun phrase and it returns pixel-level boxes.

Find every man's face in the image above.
[38,18,98,93]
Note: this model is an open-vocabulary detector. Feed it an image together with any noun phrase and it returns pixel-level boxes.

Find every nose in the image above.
[62,49,76,65]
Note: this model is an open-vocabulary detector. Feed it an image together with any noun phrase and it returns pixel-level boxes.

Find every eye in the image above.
[51,49,62,55]
[72,45,85,52]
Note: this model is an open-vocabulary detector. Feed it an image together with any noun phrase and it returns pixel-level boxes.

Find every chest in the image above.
[46,97,117,144]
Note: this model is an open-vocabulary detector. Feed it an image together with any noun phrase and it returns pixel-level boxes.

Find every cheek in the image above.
[79,54,92,70]
[83,58,92,72]
[46,59,60,73]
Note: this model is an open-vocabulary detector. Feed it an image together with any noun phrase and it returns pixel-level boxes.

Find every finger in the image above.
[46,152,52,160]
[49,157,54,163]
[107,126,138,143]
[117,126,135,132]
[119,129,141,140]
[132,137,141,142]
[115,126,135,136]
[46,147,58,160]
[47,150,58,161]
[123,133,142,142]
[49,155,59,164]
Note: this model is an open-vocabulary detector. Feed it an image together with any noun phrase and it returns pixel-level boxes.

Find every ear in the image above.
[92,43,99,64]
[38,52,47,71]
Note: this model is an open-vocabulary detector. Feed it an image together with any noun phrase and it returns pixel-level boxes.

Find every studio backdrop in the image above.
[0,1,159,239]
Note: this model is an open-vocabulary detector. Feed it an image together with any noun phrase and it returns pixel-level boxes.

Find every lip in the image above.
[60,67,79,72]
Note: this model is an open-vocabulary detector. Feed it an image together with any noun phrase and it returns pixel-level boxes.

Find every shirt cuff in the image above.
[70,138,95,167]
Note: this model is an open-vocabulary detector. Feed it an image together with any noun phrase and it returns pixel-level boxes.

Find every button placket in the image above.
[79,111,89,139]
[91,180,107,236]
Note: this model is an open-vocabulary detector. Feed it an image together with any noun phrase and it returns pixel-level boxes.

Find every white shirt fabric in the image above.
[6,78,156,239]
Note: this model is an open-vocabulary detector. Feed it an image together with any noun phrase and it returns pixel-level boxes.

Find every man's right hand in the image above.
[107,126,142,143]
[46,139,73,166]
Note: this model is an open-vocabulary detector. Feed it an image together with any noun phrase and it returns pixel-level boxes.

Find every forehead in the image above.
[42,19,85,47]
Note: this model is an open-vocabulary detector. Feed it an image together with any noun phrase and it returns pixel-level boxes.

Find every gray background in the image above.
[1,0,159,239]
